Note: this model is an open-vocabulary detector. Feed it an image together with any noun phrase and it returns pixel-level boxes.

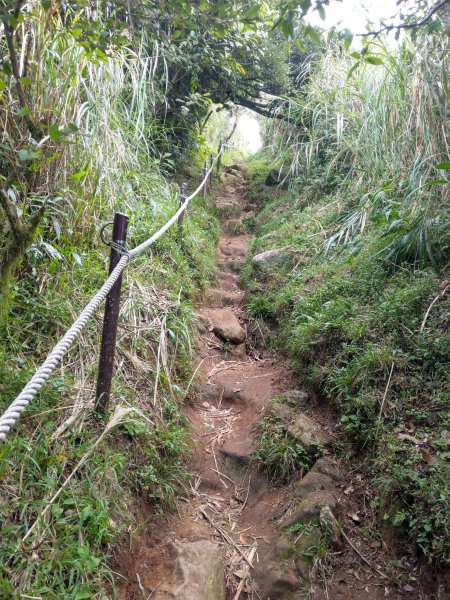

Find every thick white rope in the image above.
[0,150,223,441]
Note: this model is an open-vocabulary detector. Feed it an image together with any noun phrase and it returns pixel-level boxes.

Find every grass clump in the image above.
[253,407,317,484]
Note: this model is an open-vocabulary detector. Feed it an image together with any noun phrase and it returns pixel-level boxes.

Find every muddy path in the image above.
[115,167,436,600]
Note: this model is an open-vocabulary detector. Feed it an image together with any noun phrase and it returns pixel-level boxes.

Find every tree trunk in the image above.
[0,222,36,319]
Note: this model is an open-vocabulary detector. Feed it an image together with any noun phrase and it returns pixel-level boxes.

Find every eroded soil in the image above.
[114,167,441,600]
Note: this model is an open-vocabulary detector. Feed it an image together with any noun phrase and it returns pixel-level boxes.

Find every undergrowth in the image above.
[245,169,450,565]
[0,172,219,598]
[0,77,219,600]
[0,3,227,594]
[244,36,450,568]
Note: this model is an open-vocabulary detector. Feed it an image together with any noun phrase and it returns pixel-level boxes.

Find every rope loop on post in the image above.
[100,222,130,256]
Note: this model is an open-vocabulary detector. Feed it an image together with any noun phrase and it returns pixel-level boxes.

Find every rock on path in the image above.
[198,307,246,344]
[152,540,226,600]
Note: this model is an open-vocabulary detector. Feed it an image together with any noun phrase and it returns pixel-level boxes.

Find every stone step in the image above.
[217,259,244,274]
[152,540,226,600]
[203,287,244,309]
[217,272,241,292]
[220,438,253,473]
[197,308,246,345]
[220,438,252,464]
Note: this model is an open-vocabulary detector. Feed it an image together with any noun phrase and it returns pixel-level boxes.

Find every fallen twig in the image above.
[233,544,257,600]
[341,529,387,579]
[200,508,254,568]
[420,284,449,333]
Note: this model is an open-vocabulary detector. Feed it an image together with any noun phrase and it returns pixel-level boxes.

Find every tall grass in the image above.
[0,6,218,598]
[246,31,450,567]
[266,36,450,269]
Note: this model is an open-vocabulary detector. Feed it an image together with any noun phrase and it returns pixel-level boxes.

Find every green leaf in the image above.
[17,107,30,117]
[317,4,326,20]
[86,556,101,570]
[51,504,63,518]
[281,11,294,38]
[423,179,447,187]
[74,589,92,600]
[305,26,321,45]
[347,61,361,80]
[18,149,39,161]
[80,506,92,522]
[94,48,108,61]
[0,81,6,92]
[2,61,12,76]
[295,40,307,53]
[71,170,88,181]
[19,77,31,86]
[341,29,353,51]
[436,161,450,170]
[49,123,61,141]
[244,4,261,19]
[62,123,79,135]
[365,56,383,65]
[7,14,18,28]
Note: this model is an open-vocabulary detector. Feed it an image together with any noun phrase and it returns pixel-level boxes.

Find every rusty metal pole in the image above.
[217,141,222,173]
[203,161,208,198]
[95,212,129,415]
[178,182,188,241]
[209,153,214,184]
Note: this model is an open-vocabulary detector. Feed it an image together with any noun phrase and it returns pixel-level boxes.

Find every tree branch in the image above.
[357,0,449,37]
[234,94,288,121]
[200,109,213,133]
[1,6,42,139]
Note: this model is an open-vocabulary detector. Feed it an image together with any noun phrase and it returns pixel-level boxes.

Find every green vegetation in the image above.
[253,407,314,483]
[1,0,450,596]
[0,164,218,598]
[245,34,450,565]
[0,4,222,597]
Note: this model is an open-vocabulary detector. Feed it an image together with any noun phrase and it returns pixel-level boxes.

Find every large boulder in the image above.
[220,437,252,472]
[292,471,334,498]
[252,247,292,269]
[253,524,323,598]
[198,308,246,345]
[152,540,226,600]
[282,490,337,529]
[226,163,246,174]
[270,404,333,453]
[282,389,310,407]
[288,412,334,453]
[311,457,343,481]
[252,537,307,599]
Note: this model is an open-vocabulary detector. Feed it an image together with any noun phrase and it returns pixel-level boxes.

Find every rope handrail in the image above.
[0,146,225,441]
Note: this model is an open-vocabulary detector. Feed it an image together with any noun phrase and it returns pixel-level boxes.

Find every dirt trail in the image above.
[115,168,433,600]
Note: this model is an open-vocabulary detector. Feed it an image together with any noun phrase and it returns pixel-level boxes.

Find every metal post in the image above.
[217,141,222,173]
[203,161,208,198]
[95,212,129,415]
[209,153,214,184]
[178,182,188,240]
